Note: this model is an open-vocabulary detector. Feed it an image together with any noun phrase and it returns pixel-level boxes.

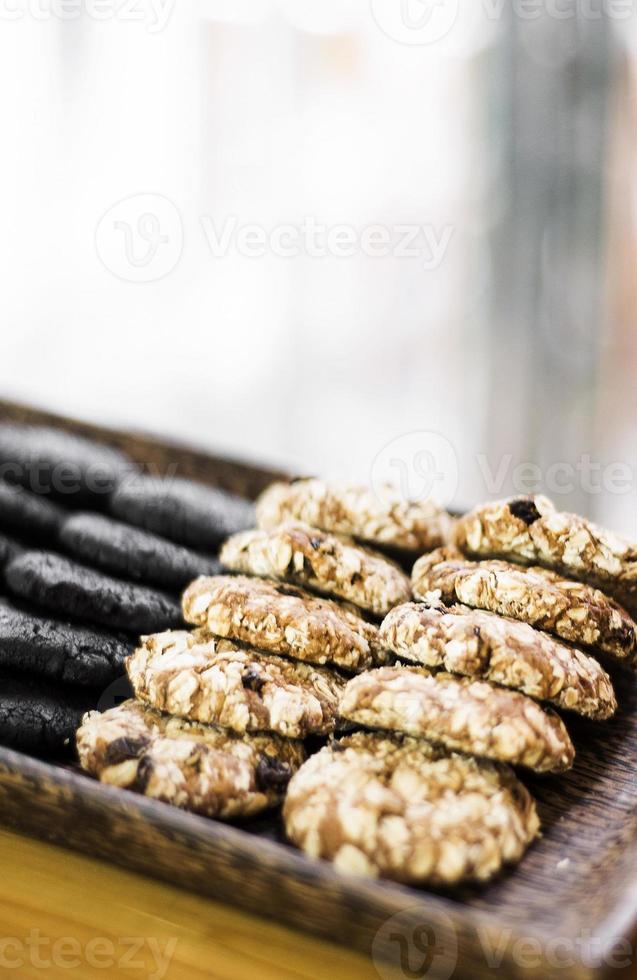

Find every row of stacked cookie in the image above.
[226,483,636,884]
[75,482,450,823]
[220,490,550,884]
[0,423,253,753]
[75,481,541,887]
[266,483,637,884]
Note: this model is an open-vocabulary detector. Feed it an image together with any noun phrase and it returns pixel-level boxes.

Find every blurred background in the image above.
[1,0,636,531]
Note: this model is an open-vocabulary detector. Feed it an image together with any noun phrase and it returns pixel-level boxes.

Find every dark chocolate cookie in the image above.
[5,551,181,634]
[0,599,130,687]
[111,476,254,550]
[0,532,23,571]
[59,513,221,590]
[0,424,136,507]
[0,669,92,754]
[0,479,65,543]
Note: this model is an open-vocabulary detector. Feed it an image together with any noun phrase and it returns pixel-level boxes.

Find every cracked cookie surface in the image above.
[5,551,181,634]
[112,476,254,550]
[127,629,345,739]
[339,666,574,773]
[0,598,130,687]
[455,496,637,620]
[413,546,637,665]
[182,575,389,672]
[77,699,305,819]
[283,730,540,885]
[381,600,616,719]
[61,513,221,590]
[221,522,410,616]
[256,479,450,553]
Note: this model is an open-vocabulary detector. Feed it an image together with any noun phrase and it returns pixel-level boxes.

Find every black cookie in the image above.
[0,479,65,543]
[59,513,221,590]
[0,599,130,687]
[0,424,136,507]
[0,532,23,571]
[0,669,92,754]
[111,476,254,550]
[5,551,181,634]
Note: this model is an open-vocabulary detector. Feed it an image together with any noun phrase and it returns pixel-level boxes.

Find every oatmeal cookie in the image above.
[220,522,411,616]
[256,479,450,553]
[455,496,637,620]
[412,546,637,664]
[283,731,540,885]
[127,629,345,739]
[339,666,574,773]
[182,575,388,672]
[77,699,305,819]
[380,600,616,719]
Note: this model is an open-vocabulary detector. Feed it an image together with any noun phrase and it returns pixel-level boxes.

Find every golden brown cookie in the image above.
[127,629,345,739]
[455,496,637,620]
[182,575,389,673]
[380,601,616,720]
[256,479,450,553]
[283,731,540,885]
[221,522,411,616]
[339,666,574,773]
[412,546,637,664]
[76,699,305,819]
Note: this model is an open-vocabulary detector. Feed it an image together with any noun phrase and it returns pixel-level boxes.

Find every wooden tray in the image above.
[1,399,636,980]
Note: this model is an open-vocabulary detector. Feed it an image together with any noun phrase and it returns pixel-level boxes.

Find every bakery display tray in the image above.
[0,398,636,980]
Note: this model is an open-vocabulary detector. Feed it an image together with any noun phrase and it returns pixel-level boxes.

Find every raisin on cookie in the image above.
[381,600,616,720]
[412,546,637,665]
[127,629,346,739]
[221,522,411,617]
[256,479,450,553]
[182,575,389,673]
[339,666,574,773]
[455,495,637,620]
[5,551,181,634]
[60,513,221,590]
[111,476,254,550]
[76,699,305,818]
[283,731,540,885]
